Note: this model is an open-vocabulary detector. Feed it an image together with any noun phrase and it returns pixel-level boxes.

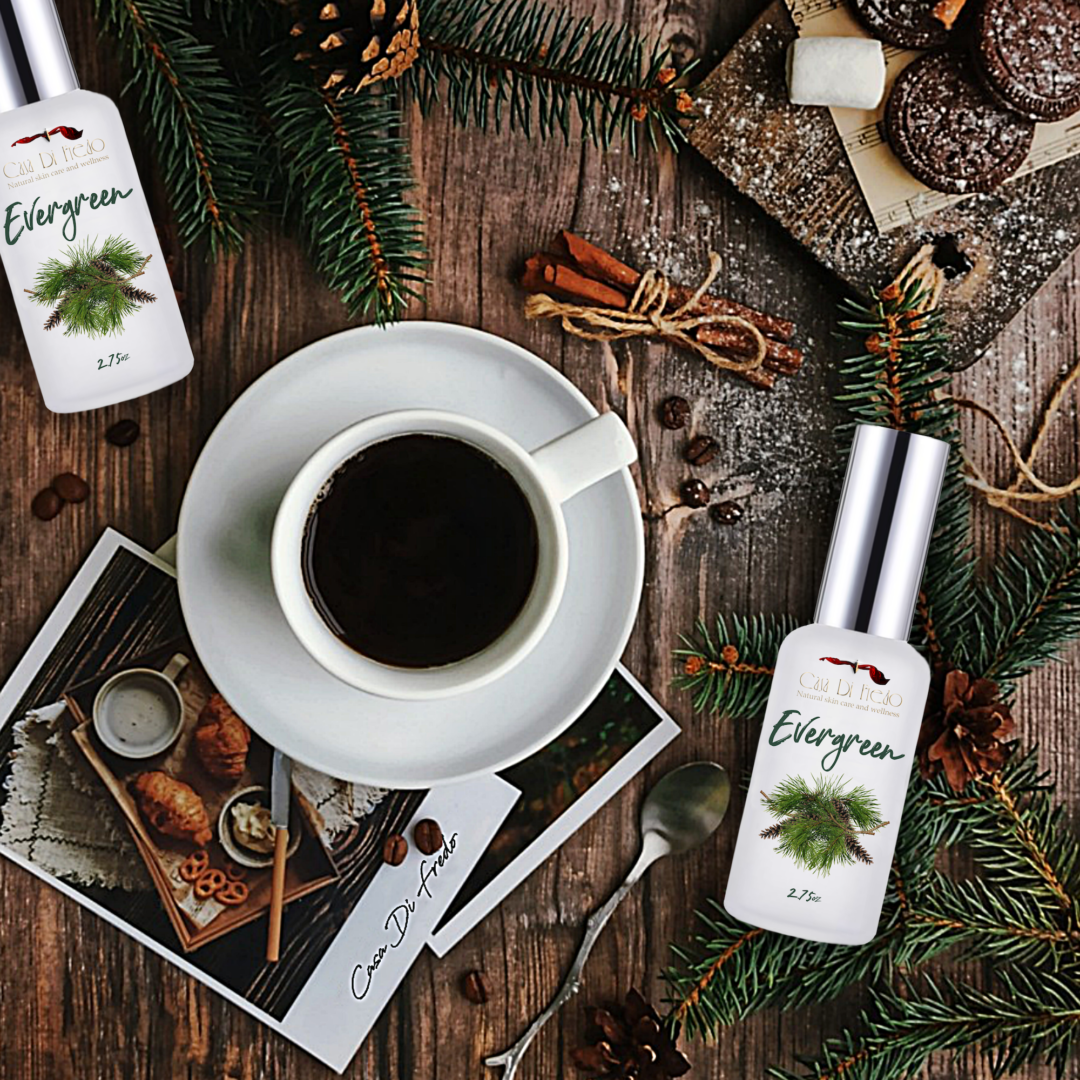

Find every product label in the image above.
[0,93,191,410]
[725,627,929,943]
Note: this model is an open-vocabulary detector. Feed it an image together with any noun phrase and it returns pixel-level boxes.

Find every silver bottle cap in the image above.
[814,424,949,641]
[0,0,78,114]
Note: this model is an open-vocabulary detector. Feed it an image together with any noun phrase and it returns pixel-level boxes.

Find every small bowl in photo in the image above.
[218,784,301,869]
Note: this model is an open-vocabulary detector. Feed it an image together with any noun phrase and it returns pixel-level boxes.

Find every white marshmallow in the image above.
[786,36,887,111]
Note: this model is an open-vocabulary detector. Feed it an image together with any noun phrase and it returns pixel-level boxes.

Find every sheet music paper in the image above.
[785,0,1080,232]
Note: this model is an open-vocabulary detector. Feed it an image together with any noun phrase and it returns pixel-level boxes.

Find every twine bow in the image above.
[524,252,768,375]
[861,243,1078,532]
[884,247,1080,530]
[952,357,1080,530]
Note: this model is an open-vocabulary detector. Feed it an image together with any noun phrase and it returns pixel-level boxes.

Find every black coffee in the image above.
[301,433,540,668]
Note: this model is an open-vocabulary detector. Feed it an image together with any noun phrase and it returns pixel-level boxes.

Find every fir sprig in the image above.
[265,63,426,324]
[26,235,155,338]
[664,756,1080,1055]
[769,972,1080,1080]
[409,0,691,150]
[971,513,1080,695]
[95,0,260,255]
[900,873,1079,969]
[676,614,796,718]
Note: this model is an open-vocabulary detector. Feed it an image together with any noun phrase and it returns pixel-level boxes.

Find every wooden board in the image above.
[688,0,1080,368]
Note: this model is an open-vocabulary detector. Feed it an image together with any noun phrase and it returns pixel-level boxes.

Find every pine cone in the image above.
[845,833,872,865]
[571,989,691,1080]
[91,257,120,279]
[121,284,157,305]
[290,0,420,96]
[43,306,62,331]
[759,821,784,840]
[917,669,1015,793]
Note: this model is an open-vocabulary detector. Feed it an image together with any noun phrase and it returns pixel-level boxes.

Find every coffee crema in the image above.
[301,433,540,669]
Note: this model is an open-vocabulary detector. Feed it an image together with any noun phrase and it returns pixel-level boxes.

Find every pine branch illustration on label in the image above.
[758,774,889,875]
[24,235,157,339]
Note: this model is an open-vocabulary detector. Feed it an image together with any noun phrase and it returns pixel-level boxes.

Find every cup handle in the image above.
[161,653,190,683]
[529,413,638,505]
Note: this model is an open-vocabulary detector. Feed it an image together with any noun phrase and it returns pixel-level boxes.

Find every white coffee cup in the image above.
[271,409,637,700]
[92,653,189,758]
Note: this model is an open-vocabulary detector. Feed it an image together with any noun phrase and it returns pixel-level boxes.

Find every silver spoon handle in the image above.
[484,848,653,1080]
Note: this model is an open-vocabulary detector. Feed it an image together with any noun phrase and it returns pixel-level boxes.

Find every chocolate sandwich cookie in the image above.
[885,50,1035,194]
[851,0,948,50]
[974,0,1080,122]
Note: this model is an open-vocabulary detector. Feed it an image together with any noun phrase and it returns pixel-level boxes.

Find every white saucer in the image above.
[176,323,644,787]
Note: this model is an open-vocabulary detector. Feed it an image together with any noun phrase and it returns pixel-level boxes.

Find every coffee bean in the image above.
[684,435,718,467]
[31,487,63,521]
[660,396,691,430]
[105,419,140,447]
[461,970,490,1005]
[413,818,444,855]
[382,833,408,866]
[680,479,711,508]
[53,472,90,503]
[711,500,744,525]
[668,31,698,71]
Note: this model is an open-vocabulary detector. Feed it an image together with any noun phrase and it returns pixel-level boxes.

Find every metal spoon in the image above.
[485,761,731,1080]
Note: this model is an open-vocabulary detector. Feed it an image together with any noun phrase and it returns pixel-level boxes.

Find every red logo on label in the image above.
[857,664,890,685]
[10,125,83,147]
[819,657,890,684]
[819,656,857,672]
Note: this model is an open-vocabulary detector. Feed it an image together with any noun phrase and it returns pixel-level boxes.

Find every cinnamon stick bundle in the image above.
[521,232,801,388]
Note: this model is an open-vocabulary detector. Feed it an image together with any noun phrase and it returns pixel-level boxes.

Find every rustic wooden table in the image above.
[1,1,1077,1078]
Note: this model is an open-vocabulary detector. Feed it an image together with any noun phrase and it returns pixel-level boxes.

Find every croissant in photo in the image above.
[131,771,213,847]
[194,693,251,781]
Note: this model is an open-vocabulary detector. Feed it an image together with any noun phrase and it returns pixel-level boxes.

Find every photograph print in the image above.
[0,534,426,1021]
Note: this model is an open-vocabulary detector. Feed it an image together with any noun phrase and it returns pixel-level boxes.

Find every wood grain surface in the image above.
[1,1,1078,1078]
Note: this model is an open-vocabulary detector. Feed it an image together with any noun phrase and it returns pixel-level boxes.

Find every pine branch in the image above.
[95,0,260,254]
[265,61,426,325]
[663,899,907,1041]
[675,614,795,718]
[899,873,1080,969]
[25,236,156,338]
[921,750,1078,918]
[663,752,1080,1047]
[407,0,691,151]
[769,972,1080,1080]
[972,772,1078,916]
[890,766,963,885]
[969,511,1080,695]
[882,756,1078,971]
[665,920,769,1037]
